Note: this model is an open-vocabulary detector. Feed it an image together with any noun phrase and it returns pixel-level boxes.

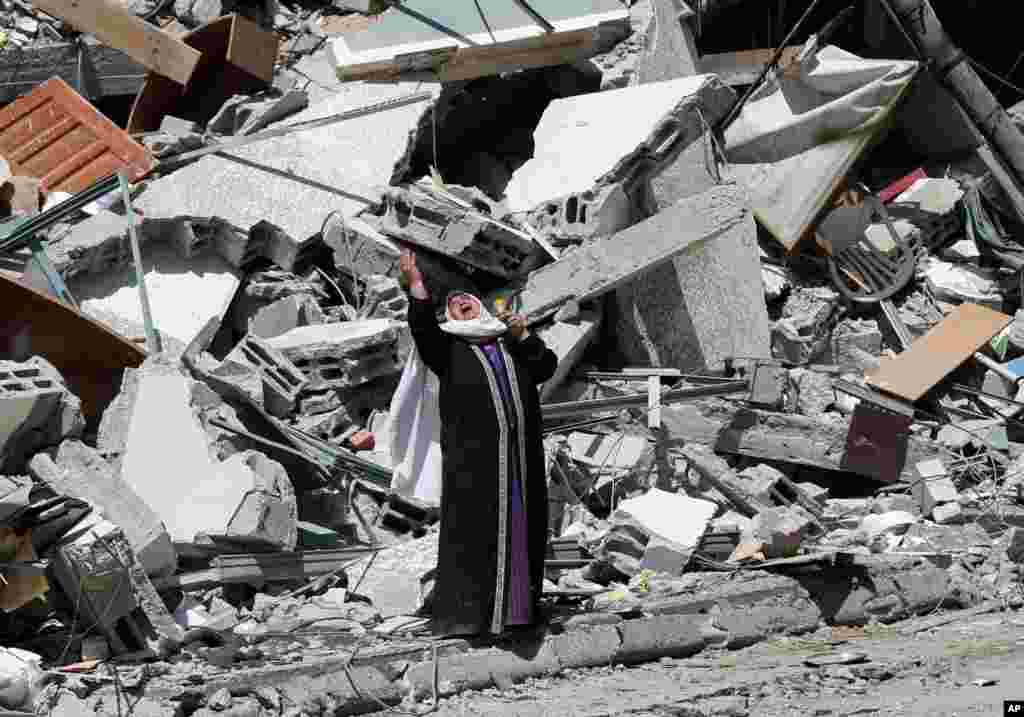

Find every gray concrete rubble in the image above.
[29,441,177,578]
[0,357,84,473]
[11,2,1024,712]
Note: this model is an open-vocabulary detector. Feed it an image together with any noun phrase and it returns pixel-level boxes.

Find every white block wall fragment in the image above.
[118,362,224,544]
[503,74,735,214]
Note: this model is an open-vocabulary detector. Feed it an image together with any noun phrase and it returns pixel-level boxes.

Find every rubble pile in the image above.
[7,0,1024,714]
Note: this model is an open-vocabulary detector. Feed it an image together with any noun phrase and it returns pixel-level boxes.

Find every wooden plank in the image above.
[697,46,802,86]
[0,78,156,193]
[335,26,618,83]
[32,0,201,86]
[867,304,1012,402]
[0,272,146,424]
[0,42,147,105]
[225,14,279,84]
[127,15,274,135]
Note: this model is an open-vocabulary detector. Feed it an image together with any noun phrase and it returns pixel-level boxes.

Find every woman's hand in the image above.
[399,249,428,300]
[498,310,529,341]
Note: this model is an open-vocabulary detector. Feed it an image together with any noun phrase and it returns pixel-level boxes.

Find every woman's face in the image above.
[448,293,481,321]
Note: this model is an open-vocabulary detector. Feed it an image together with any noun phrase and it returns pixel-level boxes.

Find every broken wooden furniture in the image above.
[127,14,279,134]
[31,0,201,86]
[0,79,156,194]
[0,270,147,426]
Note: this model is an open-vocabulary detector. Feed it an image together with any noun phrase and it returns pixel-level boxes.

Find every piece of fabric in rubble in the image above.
[723,45,919,250]
[403,295,556,636]
[387,294,507,505]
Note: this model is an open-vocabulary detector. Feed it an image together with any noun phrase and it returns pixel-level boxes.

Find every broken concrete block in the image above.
[748,506,815,558]
[25,210,139,286]
[29,442,176,578]
[0,475,31,524]
[294,406,355,444]
[524,183,634,247]
[737,464,786,504]
[912,474,959,517]
[209,358,264,407]
[134,83,439,241]
[827,318,883,372]
[361,274,409,321]
[249,294,325,339]
[210,451,298,550]
[208,90,309,136]
[371,184,537,280]
[872,494,918,515]
[536,311,602,402]
[109,360,228,544]
[796,482,829,506]
[612,488,717,575]
[0,357,84,473]
[859,511,917,543]
[789,368,835,417]
[771,315,829,365]
[503,74,734,214]
[634,0,699,84]
[159,114,201,136]
[212,220,263,269]
[53,515,184,654]
[612,186,771,372]
[226,336,308,418]
[923,258,1003,308]
[1006,528,1024,563]
[679,444,771,517]
[263,319,407,392]
[931,501,963,525]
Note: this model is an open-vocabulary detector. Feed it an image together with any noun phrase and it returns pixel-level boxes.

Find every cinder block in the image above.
[228,336,309,418]
[264,320,406,392]
[526,183,633,246]
[0,358,82,473]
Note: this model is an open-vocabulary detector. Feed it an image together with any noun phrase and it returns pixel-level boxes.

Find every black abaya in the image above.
[407,297,557,636]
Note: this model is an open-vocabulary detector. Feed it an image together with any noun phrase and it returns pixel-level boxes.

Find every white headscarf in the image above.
[387,293,505,506]
[439,293,507,342]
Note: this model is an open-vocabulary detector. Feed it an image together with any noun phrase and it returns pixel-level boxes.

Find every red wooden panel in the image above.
[0,77,155,193]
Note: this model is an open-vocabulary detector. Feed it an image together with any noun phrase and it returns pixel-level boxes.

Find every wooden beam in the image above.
[32,0,201,86]
[697,46,802,86]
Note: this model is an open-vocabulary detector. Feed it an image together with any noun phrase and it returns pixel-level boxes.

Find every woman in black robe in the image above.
[400,250,558,638]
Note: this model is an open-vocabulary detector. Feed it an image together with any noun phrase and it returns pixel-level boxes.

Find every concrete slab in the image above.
[515,183,751,325]
[503,74,734,214]
[29,441,177,578]
[634,0,699,84]
[118,362,224,544]
[70,243,240,349]
[612,487,716,554]
[612,185,772,372]
[536,311,601,401]
[133,81,439,240]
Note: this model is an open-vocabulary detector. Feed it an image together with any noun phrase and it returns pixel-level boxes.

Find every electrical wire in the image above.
[473,0,497,43]
[968,55,1024,97]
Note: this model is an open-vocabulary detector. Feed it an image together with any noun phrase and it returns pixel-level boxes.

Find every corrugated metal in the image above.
[0,77,155,194]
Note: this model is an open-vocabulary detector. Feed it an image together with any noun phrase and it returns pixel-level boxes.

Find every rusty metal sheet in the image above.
[0,78,155,194]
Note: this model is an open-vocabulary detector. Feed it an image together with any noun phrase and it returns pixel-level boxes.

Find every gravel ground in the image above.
[406,606,1024,717]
